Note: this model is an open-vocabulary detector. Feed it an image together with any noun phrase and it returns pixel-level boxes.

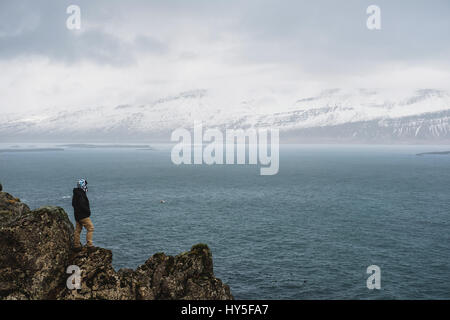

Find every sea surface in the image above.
[1,143,449,299]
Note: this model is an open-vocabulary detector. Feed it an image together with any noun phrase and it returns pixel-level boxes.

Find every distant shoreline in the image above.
[0,144,156,153]
[0,148,64,153]
[58,144,153,149]
[416,151,450,156]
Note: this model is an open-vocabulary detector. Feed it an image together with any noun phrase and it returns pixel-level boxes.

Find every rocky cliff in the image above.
[0,190,233,300]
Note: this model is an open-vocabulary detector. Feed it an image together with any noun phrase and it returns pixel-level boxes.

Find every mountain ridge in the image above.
[2,88,450,143]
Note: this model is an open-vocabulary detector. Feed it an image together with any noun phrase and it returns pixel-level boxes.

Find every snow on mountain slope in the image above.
[1,88,450,142]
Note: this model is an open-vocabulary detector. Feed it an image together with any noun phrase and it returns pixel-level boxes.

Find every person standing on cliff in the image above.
[72,179,95,251]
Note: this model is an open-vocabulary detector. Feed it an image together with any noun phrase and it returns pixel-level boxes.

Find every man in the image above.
[72,179,95,250]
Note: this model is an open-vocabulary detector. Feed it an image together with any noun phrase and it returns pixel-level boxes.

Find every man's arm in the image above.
[72,193,77,208]
[82,194,91,214]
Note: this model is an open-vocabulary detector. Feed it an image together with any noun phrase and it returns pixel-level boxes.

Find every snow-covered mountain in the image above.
[2,88,450,143]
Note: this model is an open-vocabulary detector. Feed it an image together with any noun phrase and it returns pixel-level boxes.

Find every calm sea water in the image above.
[1,144,449,299]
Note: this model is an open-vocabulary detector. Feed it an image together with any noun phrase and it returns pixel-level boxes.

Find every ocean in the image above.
[0,143,449,299]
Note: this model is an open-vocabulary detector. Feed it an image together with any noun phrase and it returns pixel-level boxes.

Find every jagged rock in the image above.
[0,200,74,299]
[0,190,233,300]
[57,247,136,300]
[0,192,30,225]
[132,243,232,300]
[56,243,232,300]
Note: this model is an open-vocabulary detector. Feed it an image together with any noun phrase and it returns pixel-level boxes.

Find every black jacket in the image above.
[72,188,91,221]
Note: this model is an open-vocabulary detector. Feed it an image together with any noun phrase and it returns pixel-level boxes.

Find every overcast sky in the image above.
[1,0,449,114]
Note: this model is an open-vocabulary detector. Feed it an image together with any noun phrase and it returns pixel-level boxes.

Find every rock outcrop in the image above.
[0,190,233,300]
[0,191,30,224]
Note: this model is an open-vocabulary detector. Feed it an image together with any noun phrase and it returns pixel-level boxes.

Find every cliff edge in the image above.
[0,190,233,300]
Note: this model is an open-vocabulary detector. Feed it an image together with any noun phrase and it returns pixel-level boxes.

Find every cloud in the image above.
[0,0,450,116]
[0,0,169,65]
[1,0,449,68]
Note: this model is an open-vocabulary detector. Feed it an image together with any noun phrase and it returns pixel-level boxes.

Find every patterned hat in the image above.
[77,179,88,192]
